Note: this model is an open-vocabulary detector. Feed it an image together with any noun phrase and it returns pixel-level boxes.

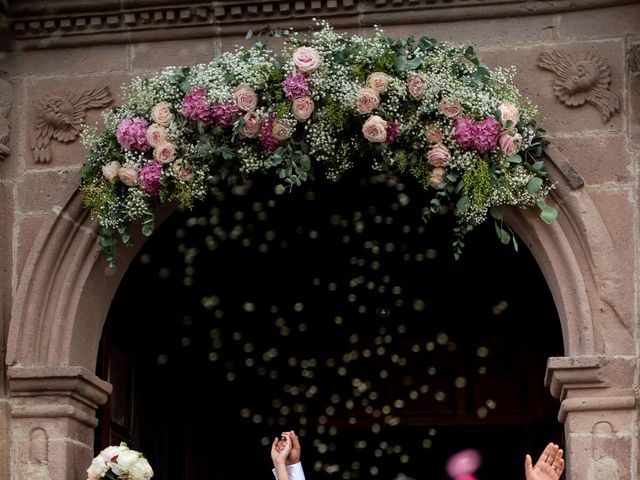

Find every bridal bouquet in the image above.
[81,20,555,265]
[86,443,153,480]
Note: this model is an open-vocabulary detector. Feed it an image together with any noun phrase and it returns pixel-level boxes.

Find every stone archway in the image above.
[5,148,636,480]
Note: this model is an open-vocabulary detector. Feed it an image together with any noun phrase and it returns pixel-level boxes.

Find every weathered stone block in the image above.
[5,44,129,76]
[130,38,218,71]
[558,4,640,42]
[479,40,625,135]
[16,213,50,278]
[551,134,631,186]
[16,167,81,214]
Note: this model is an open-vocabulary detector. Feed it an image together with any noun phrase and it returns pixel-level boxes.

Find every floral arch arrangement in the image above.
[81,21,556,266]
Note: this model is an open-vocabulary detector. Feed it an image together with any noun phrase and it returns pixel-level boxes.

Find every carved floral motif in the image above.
[31,86,113,164]
[537,50,620,122]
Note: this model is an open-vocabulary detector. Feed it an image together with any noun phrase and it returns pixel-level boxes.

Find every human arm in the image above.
[525,443,565,480]
[272,432,305,480]
[271,436,291,480]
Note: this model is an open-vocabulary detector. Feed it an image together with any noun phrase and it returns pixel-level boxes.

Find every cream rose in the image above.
[355,87,380,114]
[407,76,426,100]
[498,130,521,157]
[438,99,462,118]
[102,161,121,183]
[150,101,173,126]
[498,102,520,128]
[153,142,177,164]
[362,115,388,143]
[291,96,315,122]
[118,164,139,186]
[292,47,321,75]
[99,446,120,463]
[366,72,390,94]
[172,160,194,181]
[87,456,109,480]
[116,449,140,472]
[234,85,258,112]
[241,111,261,138]
[272,119,292,141]
[427,142,451,167]
[146,123,167,148]
[128,458,154,480]
[429,167,446,188]
[424,124,443,143]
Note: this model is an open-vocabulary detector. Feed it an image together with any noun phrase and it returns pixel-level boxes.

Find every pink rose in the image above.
[366,72,390,94]
[241,111,261,138]
[234,85,258,112]
[291,96,315,122]
[425,124,443,143]
[362,115,388,143]
[438,99,463,118]
[172,160,194,181]
[150,101,173,126]
[272,119,292,141]
[146,124,167,148]
[429,167,446,188]
[292,47,321,75]
[118,164,139,186]
[498,102,520,128]
[153,142,177,164]
[407,76,426,100]
[355,87,380,114]
[102,161,121,183]
[498,130,521,157]
[427,142,451,167]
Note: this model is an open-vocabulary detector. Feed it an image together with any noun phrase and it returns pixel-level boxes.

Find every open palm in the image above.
[525,443,565,480]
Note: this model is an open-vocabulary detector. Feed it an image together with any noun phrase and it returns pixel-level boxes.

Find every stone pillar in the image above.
[8,366,111,480]
[546,356,637,480]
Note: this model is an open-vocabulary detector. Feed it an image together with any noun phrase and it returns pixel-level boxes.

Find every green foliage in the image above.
[325,102,348,130]
[462,159,491,207]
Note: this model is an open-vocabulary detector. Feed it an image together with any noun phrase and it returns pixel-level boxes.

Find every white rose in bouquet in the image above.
[86,456,109,480]
[116,448,141,472]
[89,443,153,480]
[129,457,154,480]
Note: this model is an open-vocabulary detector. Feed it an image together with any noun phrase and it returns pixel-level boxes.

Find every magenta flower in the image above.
[259,116,280,151]
[454,116,500,153]
[116,117,150,152]
[473,116,500,153]
[384,120,402,145]
[453,116,477,149]
[138,160,163,196]
[282,74,310,100]
[211,102,241,127]
[181,88,214,124]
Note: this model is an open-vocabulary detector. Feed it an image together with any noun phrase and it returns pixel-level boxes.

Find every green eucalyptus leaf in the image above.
[394,55,408,71]
[456,196,470,213]
[489,206,503,220]
[527,177,543,194]
[540,205,558,224]
[506,154,522,164]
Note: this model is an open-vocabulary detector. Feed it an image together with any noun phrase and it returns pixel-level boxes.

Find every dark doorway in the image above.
[97,168,563,480]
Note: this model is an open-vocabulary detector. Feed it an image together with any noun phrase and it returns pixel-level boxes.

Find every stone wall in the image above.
[0,1,639,479]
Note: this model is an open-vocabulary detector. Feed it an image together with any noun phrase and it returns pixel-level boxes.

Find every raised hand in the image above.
[271,435,292,468]
[525,443,565,480]
[280,431,301,465]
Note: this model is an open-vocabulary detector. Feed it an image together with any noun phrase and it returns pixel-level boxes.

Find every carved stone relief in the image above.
[589,422,620,480]
[537,50,620,122]
[31,86,112,164]
[0,78,12,160]
[29,427,48,464]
